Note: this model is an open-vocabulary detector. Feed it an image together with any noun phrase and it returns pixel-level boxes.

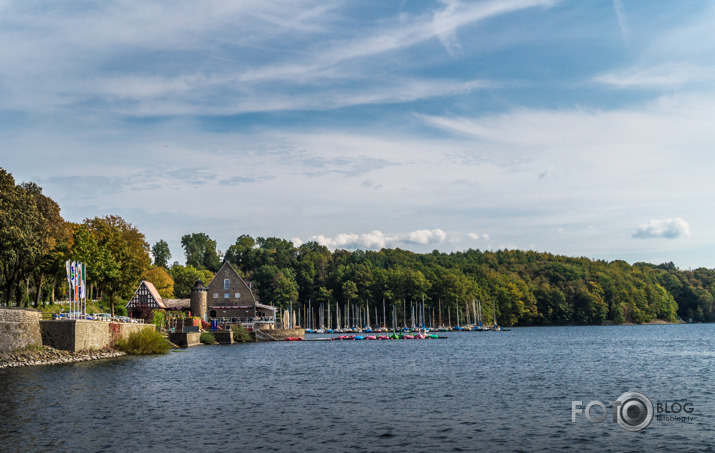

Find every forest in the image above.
[1,166,714,325]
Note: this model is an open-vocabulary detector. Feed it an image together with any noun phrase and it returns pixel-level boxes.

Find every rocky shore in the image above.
[0,346,125,368]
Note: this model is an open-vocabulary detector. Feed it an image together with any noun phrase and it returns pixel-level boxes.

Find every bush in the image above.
[152,310,165,330]
[114,328,172,355]
[200,332,216,345]
[114,305,128,316]
[231,325,252,343]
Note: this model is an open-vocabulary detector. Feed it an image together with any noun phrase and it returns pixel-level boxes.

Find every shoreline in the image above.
[0,346,126,369]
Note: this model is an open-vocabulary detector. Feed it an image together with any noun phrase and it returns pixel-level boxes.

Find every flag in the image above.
[66,260,71,284]
[82,263,87,301]
[73,261,79,301]
[78,267,83,300]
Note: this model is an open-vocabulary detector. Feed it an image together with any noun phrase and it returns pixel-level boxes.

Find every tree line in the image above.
[1,166,713,324]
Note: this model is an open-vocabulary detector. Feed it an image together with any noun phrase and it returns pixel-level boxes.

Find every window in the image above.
[224,279,230,289]
[224,293,230,299]
[213,293,218,299]
[235,292,240,298]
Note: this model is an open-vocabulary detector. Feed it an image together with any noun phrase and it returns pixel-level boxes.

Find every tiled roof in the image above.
[143,281,167,309]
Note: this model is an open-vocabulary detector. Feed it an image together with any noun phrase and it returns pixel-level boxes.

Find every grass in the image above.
[114,328,172,355]
[19,343,44,353]
[39,300,127,316]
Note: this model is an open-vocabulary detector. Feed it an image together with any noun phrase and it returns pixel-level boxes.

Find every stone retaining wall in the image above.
[40,320,154,352]
[168,332,201,348]
[0,308,43,353]
[257,327,305,341]
[212,331,234,344]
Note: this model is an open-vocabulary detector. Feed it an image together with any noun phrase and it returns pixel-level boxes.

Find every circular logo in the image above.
[615,391,654,432]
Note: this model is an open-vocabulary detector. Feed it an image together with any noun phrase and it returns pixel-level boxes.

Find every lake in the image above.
[0,324,713,452]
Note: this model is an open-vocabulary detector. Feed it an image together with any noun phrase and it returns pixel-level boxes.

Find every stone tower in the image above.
[190,280,208,321]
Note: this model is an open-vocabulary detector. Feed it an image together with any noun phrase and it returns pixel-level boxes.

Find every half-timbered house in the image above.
[126,280,166,319]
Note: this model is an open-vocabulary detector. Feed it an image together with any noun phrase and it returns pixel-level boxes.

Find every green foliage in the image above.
[231,325,252,343]
[169,264,214,298]
[114,305,128,316]
[152,310,165,329]
[181,233,222,272]
[142,266,174,298]
[1,165,713,326]
[151,239,171,268]
[200,332,216,345]
[114,328,172,354]
[77,215,152,316]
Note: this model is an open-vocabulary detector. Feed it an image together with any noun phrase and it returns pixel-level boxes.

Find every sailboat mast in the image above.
[439,299,442,327]
[457,300,460,327]
[383,299,386,329]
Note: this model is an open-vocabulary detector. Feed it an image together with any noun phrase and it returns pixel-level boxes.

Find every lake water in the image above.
[0,324,713,452]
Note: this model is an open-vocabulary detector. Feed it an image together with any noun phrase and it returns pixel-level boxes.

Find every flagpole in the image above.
[82,263,86,319]
[66,260,70,320]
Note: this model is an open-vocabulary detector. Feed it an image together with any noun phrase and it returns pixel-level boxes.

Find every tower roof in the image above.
[191,279,207,291]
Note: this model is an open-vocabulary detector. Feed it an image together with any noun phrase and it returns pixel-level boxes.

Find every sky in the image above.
[2,0,715,269]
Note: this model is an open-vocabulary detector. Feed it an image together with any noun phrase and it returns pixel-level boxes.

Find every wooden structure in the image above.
[126,280,166,319]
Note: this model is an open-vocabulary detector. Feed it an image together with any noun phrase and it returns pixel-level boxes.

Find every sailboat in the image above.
[490,303,501,331]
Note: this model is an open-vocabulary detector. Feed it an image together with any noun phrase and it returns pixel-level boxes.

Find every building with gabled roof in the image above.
[126,280,166,318]
[206,262,276,324]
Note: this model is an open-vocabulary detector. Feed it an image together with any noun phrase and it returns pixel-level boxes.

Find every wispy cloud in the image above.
[597,4,715,89]
[612,0,630,44]
[595,63,714,89]
[633,218,690,239]
[0,0,554,116]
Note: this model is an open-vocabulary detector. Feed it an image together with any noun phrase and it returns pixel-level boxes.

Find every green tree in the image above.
[169,264,214,298]
[151,240,171,268]
[224,234,257,271]
[0,169,41,305]
[21,182,68,306]
[181,233,222,272]
[84,215,152,316]
[142,266,174,298]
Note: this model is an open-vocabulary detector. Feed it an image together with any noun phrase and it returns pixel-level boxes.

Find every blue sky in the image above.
[2,0,715,269]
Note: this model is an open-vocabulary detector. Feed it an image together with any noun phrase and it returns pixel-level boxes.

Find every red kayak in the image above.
[284,337,304,341]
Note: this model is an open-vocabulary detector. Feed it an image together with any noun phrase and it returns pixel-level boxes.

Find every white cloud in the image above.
[633,218,690,239]
[407,229,447,245]
[309,231,390,250]
[307,229,448,250]
[468,233,480,240]
[538,166,556,180]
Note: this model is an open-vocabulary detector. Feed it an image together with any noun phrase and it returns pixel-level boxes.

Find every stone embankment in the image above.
[0,346,125,369]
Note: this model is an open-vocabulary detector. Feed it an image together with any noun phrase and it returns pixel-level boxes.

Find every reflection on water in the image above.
[0,324,713,452]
